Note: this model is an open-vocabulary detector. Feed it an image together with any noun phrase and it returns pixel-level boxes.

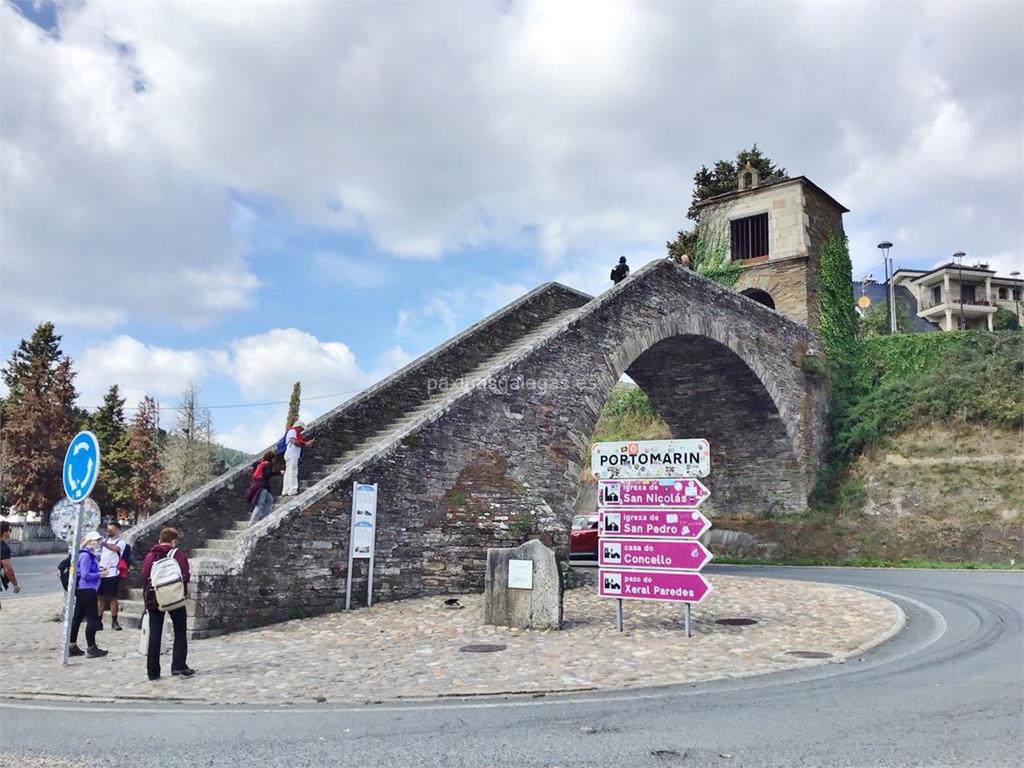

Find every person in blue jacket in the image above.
[68,531,108,658]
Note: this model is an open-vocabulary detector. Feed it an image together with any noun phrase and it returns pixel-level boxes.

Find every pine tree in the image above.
[160,384,218,499]
[0,324,80,523]
[127,396,164,522]
[668,145,787,261]
[90,385,134,521]
[285,381,301,430]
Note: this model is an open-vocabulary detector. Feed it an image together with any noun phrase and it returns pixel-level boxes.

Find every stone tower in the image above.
[692,174,848,329]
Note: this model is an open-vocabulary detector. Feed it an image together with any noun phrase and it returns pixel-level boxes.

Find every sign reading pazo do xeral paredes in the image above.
[591,438,714,635]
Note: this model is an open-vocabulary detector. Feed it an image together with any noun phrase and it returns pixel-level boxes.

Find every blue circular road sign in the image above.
[62,431,101,501]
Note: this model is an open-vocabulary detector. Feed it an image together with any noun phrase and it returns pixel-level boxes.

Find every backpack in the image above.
[149,548,186,611]
[58,556,71,592]
[122,542,133,568]
[275,433,288,455]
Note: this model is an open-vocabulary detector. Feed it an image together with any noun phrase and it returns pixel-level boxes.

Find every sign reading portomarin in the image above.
[591,439,710,479]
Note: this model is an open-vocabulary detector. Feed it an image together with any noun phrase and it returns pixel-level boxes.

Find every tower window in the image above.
[731,213,769,261]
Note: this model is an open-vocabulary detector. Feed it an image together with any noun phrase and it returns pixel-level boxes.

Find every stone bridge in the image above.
[124,259,829,636]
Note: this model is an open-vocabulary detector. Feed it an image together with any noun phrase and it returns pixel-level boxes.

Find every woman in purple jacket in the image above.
[68,531,108,658]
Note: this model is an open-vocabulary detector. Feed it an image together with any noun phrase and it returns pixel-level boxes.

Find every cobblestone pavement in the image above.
[1,575,901,705]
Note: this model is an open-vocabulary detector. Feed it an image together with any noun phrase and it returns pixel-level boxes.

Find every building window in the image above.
[932,285,942,305]
[730,213,769,261]
[960,284,976,302]
[998,287,1009,299]
[1014,288,1021,301]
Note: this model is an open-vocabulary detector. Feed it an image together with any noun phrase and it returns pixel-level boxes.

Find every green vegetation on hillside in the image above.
[830,332,1023,472]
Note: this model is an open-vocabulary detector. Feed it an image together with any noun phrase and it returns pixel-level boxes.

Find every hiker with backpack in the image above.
[140,527,194,680]
[68,531,108,658]
[97,522,128,631]
[281,421,315,497]
[610,256,630,284]
[247,451,281,526]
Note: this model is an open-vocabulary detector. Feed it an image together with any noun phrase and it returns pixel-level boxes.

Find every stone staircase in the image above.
[122,283,591,633]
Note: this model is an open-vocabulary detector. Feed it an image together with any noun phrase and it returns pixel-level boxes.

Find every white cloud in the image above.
[396,280,531,346]
[2,0,1020,336]
[76,335,211,409]
[229,328,367,402]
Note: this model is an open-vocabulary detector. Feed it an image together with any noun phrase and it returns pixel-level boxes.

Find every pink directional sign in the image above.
[599,538,713,570]
[599,509,711,540]
[598,569,712,604]
[598,478,709,508]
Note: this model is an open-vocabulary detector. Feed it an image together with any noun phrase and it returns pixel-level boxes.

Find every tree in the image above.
[0,323,80,523]
[668,144,787,259]
[859,300,911,337]
[992,306,1021,331]
[286,381,301,430]
[160,384,218,499]
[127,396,164,522]
[90,385,134,521]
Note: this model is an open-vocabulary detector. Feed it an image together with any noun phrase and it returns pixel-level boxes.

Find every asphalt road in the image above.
[0,552,64,599]
[2,566,1021,768]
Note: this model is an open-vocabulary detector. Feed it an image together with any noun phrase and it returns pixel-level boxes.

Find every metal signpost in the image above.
[58,431,101,667]
[345,482,378,610]
[593,439,714,636]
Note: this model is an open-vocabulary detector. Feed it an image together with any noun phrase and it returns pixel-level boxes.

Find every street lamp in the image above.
[877,242,895,334]
[953,251,966,330]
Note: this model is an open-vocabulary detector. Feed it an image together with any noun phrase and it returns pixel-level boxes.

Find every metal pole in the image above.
[684,603,691,638]
[345,481,356,610]
[887,255,898,334]
[883,255,893,334]
[615,598,623,632]
[59,501,86,666]
[366,554,374,609]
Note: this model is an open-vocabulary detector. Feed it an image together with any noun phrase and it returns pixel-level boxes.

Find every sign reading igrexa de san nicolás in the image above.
[592,438,715,632]
[591,438,710,479]
[598,478,709,508]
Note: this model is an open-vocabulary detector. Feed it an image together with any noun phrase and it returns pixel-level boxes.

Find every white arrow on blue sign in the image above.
[62,431,101,502]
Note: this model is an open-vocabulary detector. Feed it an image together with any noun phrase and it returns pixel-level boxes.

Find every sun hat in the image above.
[293,421,305,429]
[82,531,102,544]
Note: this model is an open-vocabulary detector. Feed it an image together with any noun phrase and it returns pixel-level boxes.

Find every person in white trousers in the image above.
[282,421,314,496]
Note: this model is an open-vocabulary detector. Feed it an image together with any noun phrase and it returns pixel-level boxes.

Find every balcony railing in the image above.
[919,290,998,311]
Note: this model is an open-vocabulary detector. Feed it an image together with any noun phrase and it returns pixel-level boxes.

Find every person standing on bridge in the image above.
[610,256,630,284]
[282,421,315,497]
[247,451,281,525]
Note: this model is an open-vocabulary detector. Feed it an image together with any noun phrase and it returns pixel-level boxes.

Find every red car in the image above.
[570,514,599,561]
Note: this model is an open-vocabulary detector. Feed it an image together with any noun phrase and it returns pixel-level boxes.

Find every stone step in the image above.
[191,547,233,560]
[204,537,239,550]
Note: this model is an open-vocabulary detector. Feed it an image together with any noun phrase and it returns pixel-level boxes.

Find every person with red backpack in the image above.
[247,451,280,526]
[140,527,194,680]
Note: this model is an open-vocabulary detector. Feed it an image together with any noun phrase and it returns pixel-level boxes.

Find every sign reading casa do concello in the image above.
[592,438,714,636]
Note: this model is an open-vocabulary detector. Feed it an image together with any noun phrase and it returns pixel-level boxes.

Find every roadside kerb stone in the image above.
[1,575,901,705]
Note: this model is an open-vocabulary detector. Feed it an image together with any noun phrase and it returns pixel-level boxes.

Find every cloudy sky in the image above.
[2,0,1021,452]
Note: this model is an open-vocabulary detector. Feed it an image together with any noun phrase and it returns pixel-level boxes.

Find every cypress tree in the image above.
[286,381,301,429]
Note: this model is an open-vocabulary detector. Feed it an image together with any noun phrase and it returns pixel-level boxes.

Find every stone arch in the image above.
[561,302,807,518]
[740,287,776,309]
